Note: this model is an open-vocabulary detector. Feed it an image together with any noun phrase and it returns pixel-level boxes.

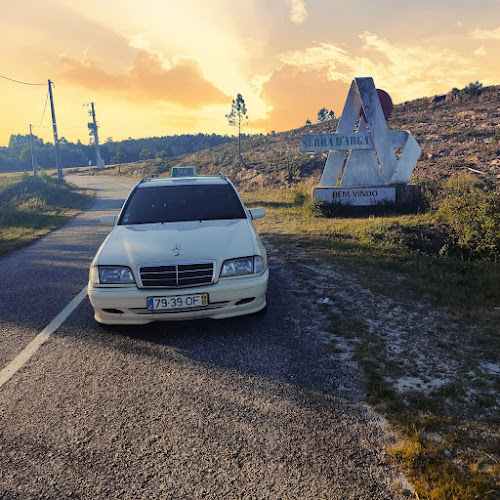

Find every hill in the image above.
[102,83,500,189]
[393,83,500,186]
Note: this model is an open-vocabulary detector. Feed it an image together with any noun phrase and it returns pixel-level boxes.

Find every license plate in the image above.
[147,293,208,311]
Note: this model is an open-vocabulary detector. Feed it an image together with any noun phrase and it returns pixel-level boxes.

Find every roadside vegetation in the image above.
[0,171,93,256]
[242,177,500,499]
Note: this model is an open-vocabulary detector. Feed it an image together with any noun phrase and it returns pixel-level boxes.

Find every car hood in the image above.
[96,219,257,272]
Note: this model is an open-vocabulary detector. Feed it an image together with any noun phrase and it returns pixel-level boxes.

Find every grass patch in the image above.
[0,173,93,256]
[390,431,499,500]
[243,179,500,323]
[241,178,500,499]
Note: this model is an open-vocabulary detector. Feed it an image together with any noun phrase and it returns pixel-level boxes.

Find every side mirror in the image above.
[99,215,117,226]
[249,207,266,220]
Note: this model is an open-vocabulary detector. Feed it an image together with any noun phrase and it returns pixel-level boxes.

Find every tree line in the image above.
[0,133,236,173]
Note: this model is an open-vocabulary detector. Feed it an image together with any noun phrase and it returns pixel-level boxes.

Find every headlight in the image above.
[220,256,265,277]
[91,266,136,284]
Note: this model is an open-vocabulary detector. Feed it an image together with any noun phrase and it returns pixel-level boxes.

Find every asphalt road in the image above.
[0,175,408,499]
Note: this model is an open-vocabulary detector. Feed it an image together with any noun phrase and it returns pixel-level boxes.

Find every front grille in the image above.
[139,261,214,288]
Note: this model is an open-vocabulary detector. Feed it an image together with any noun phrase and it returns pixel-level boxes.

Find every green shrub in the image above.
[38,168,51,182]
[462,80,483,96]
[292,186,310,206]
[0,176,86,210]
[437,177,500,259]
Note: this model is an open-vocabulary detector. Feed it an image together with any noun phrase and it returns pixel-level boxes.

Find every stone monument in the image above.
[301,77,421,206]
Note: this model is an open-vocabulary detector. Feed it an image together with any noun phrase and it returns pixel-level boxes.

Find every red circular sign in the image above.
[377,89,393,120]
[359,88,393,121]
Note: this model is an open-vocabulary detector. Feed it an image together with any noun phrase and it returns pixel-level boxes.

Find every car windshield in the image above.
[119,183,246,225]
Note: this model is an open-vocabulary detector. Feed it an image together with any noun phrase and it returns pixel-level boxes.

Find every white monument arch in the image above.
[301,77,421,206]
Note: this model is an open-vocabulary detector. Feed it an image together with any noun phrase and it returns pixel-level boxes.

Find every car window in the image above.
[119,184,246,225]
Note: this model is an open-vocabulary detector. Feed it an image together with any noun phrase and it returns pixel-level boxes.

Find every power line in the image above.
[0,73,50,135]
[0,73,46,86]
[33,84,85,133]
[36,88,50,129]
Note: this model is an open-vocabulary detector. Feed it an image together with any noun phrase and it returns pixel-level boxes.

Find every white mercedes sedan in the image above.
[88,173,268,325]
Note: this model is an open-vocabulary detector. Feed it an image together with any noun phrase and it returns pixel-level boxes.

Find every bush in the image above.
[437,177,500,259]
[461,80,483,96]
[0,175,83,210]
[292,186,310,206]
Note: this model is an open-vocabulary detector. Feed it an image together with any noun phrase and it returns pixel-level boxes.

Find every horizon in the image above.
[1,0,500,147]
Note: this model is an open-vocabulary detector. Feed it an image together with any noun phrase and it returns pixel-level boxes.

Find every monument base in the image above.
[313,184,421,207]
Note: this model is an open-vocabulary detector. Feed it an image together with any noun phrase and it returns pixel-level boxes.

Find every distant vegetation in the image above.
[0,133,238,173]
[316,107,336,122]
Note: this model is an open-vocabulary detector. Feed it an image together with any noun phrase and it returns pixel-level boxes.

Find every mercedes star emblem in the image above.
[172,244,181,256]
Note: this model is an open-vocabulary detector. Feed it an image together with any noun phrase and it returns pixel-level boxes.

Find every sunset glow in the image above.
[1,0,500,146]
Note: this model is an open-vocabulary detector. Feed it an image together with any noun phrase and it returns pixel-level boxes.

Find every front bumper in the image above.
[88,270,269,325]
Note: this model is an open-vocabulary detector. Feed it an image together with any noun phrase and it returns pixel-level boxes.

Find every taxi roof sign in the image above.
[171,166,197,177]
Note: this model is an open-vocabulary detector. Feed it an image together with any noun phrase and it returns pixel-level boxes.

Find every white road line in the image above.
[0,286,88,390]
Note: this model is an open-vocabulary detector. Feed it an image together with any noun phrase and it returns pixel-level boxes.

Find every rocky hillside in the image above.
[392,84,500,186]
[108,84,500,189]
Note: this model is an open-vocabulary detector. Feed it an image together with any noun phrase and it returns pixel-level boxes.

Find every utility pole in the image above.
[88,102,105,169]
[29,124,37,176]
[48,79,63,181]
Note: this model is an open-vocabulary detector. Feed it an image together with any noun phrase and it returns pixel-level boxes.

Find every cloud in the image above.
[277,32,476,102]
[474,46,487,56]
[57,49,229,108]
[2,0,137,73]
[469,26,500,40]
[255,32,479,131]
[286,0,308,24]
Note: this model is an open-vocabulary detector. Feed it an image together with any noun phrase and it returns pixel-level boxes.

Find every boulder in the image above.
[445,91,457,102]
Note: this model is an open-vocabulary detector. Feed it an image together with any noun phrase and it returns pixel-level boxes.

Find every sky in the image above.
[1,0,500,147]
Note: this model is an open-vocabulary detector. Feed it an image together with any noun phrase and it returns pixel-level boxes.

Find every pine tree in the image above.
[317,107,335,122]
[226,94,249,168]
